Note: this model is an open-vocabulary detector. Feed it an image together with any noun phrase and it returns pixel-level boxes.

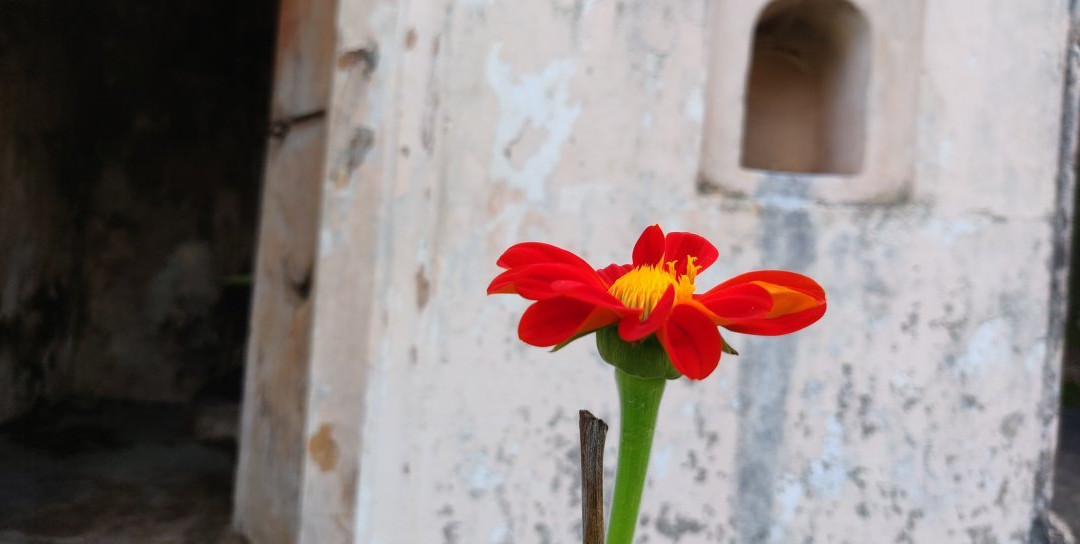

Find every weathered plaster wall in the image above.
[275,0,1074,542]
[234,0,337,541]
[0,1,275,420]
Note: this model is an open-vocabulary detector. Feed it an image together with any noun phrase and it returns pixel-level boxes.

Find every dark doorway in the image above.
[0,1,278,541]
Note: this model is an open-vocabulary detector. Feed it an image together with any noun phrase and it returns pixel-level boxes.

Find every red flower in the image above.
[487,225,826,380]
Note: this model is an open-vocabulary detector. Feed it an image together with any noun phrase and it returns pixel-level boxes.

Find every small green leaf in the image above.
[550,331,592,352]
[721,337,739,356]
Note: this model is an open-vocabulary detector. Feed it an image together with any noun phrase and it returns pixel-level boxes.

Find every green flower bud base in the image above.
[595,326,681,380]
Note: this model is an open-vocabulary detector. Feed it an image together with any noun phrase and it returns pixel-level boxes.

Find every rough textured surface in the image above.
[233,0,337,543]
[0,400,237,544]
[274,0,1077,542]
[0,0,274,420]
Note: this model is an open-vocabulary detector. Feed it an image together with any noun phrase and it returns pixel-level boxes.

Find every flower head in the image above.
[487,225,826,380]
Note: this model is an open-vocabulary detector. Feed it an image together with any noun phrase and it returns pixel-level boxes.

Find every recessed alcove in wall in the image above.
[740,0,870,175]
[700,0,921,203]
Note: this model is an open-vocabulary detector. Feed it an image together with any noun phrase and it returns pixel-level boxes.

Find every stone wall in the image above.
[272,0,1076,542]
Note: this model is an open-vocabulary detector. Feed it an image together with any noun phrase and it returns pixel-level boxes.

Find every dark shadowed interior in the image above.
[0,1,277,540]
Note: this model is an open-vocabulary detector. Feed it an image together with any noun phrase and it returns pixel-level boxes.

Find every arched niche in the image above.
[740,0,870,175]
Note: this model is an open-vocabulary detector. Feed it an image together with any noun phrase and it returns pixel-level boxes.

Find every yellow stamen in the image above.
[609,257,700,318]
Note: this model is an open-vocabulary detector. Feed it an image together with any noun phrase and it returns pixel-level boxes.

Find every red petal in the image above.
[488,263,604,300]
[657,305,723,380]
[723,304,826,336]
[496,241,594,270]
[518,298,618,347]
[554,282,627,310]
[706,270,826,336]
[663,232,719,276]
[697,282,773,321]
[711,270,824,301]
[487,276,518,294]
[596,263,633,286]
[632,225,665,267]
[618,285,675,341]
[487,268,521,295]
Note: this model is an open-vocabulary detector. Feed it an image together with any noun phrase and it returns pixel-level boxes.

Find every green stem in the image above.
[606,369,666,544]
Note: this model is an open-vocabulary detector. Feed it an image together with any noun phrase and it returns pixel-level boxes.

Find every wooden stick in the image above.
[579,410,608,544]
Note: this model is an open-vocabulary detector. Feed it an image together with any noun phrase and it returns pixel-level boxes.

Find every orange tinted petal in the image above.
[696,282,773,321]
[705,270,826,336]
[487,268,520,295]
[752,281,821,317]
[657,305,723,380]
[711,270,824,301]
[486,275,518,294]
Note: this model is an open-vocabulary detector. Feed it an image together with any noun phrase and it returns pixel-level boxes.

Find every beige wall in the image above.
[239,0,1077,542]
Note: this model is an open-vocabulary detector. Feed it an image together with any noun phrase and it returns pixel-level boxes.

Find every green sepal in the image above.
[550,330,593,352]
[595,326,681,380]
[721,336,739,356]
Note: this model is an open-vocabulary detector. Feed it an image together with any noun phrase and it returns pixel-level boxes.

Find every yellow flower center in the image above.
[608,258,699,317]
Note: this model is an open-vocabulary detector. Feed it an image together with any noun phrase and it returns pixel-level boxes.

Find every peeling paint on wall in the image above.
[293,0,1078,542]
[487,45,582,203]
